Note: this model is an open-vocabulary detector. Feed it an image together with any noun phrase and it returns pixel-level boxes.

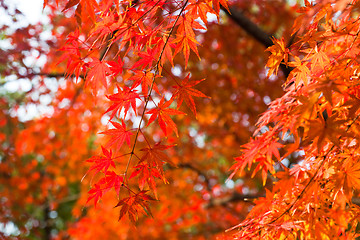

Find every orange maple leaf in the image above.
[309,46,330,73]
[343,159,360,197]
[265,37,288,77]
[288,56,310,86]
[304,112,348,151]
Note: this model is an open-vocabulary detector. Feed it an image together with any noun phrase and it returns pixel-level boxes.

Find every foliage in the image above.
[1,0,360,239]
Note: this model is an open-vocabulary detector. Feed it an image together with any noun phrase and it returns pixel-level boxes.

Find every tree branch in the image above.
[32,72,85,79]
[226,7,273,48]
[351,197,360,206]
[177,163,211,191]
[205,192,263,208]
[43,200,51,240]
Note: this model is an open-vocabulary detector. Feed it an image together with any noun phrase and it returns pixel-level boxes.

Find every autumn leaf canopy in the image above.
[1,0,360,239]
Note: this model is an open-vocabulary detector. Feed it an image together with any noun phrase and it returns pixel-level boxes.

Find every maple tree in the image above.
[2,0,360,239]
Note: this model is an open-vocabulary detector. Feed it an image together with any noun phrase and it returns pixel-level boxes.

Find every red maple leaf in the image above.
[105,85,140,119]
[140,142,176,168]
[130,164,164,199]
[132,48,158,70]
[86,184,103,208]
[86,171,124,208]
[58,30,85,80]
[172,74,208,116]
[172,34,200,67]
[63,0,80,11]
[186,1,214,25]
[146,97,185,136]
[100,120,133,150]
[86,146,114,175]
[62,0,99,22]
[98,171,124,194]
[86,58,111,95]
[212,0,230,15]
[107,58,123,76]
[115,191,155,223]
[130,70,160,95]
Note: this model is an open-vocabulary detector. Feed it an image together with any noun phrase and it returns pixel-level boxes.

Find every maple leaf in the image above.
[107,58,124,76]
[140,142,176,168]
[86,146,114,175]
[43,0,48,9]
[186,1,214,25]
[86,171,124,209]
[304,112,348,151]
[229,138,259,180]
[89,12,118,43]
[289,161,311,182]
[58,30,85,80]
[63,0,99,22]
[87,184,103,208]
[115,191,155,223]
[130,70,160,95]
[288,56,310,86]
[63,0,80,11]
[157,35,175,67]
[105,85,141,119]
[86,58,111,95]
[176,15,198,40]
[172,33,200,67]
[343,160,360,197]
[59,50,85,80]
[172,74,208,116]
[265,37,287,77]
[130,164,165,199]
[229,132,280,185]
[265,140,283,162]
[100,120,133,150]
[98,171,124,194]
[309,45,330,74]
[146,97,185,136]
[212,0,230,14]
[132,48,158,70]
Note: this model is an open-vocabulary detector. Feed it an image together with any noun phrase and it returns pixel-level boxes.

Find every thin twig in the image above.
[124,0,189,177]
